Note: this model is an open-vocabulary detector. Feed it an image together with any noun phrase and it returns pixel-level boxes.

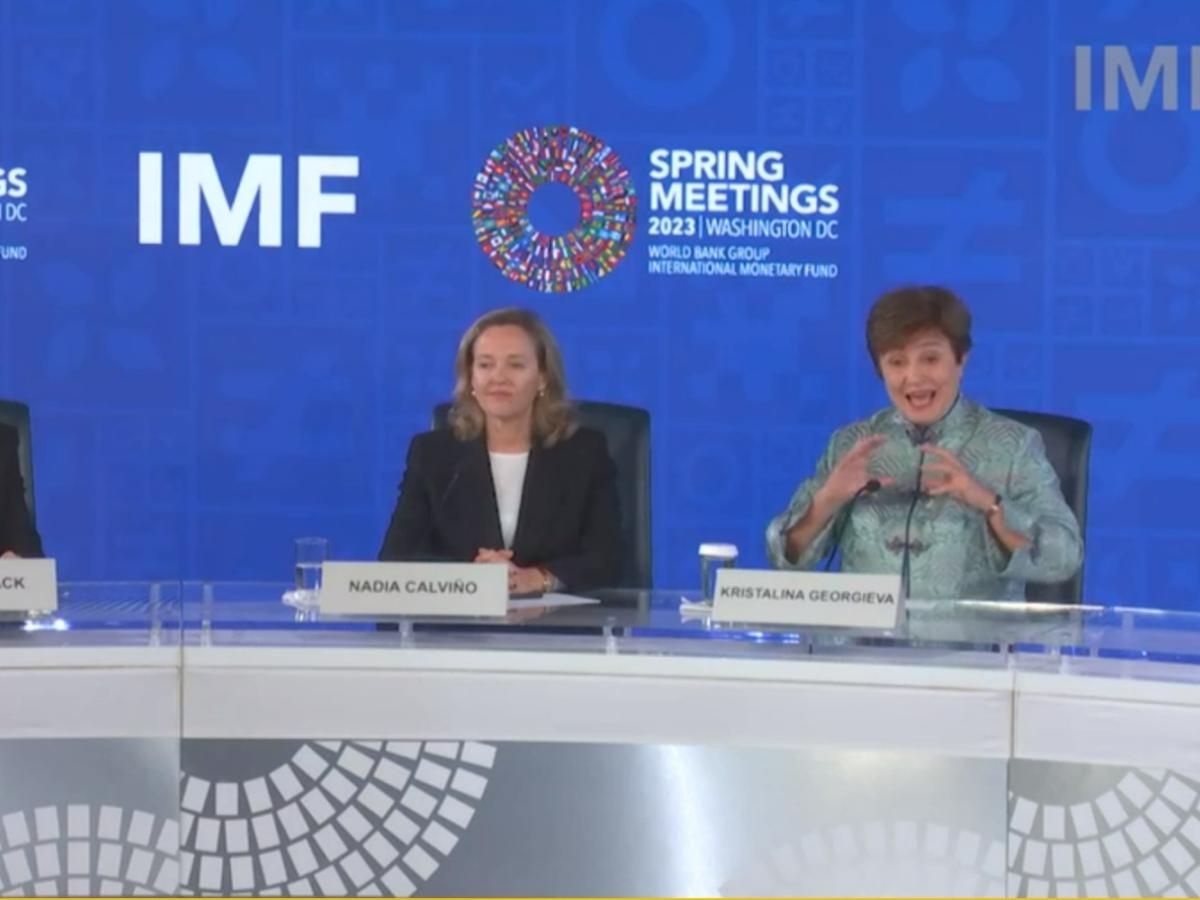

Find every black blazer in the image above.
[0,424,42,558]
[379,426,620,591]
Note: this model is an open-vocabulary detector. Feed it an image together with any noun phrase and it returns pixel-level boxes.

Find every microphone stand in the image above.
[900,425,931,599]
[822,479,882,572]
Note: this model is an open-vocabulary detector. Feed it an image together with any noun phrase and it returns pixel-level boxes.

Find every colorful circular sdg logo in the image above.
[471,125,637,293]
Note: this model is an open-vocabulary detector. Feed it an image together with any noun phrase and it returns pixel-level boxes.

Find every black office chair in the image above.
[432,400,652,588]
[0,400,36,526]
[991,408,1092,605]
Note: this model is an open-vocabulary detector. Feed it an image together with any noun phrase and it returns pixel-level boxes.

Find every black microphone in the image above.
[822,478,882,571]
[907,423,932,447]
[439,462,464,505]
[900,431,930,597]
[899,397,962,595]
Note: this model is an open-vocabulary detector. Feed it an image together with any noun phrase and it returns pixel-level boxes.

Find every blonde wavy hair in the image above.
[448,307,577,447]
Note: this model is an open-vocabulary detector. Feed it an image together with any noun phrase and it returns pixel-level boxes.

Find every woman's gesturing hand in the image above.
[817,435,895,507]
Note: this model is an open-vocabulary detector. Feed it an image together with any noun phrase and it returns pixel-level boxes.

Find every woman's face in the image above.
[878,328,965,426]
[470,324,545,424]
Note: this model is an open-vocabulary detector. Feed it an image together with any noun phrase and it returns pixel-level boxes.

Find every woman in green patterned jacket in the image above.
[766,285,1082,601]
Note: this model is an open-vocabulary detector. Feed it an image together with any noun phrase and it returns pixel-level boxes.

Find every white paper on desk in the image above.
[508,593,600,610]
[678,599,713,620]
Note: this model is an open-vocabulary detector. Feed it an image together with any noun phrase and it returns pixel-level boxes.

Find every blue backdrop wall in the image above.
[0,0,1197,608]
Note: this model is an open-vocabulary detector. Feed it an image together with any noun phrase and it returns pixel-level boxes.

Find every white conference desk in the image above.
[3,583,1200,897]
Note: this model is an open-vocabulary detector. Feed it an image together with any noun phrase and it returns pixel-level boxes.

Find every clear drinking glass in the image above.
[698,542,739,601]
[294,537,328,593]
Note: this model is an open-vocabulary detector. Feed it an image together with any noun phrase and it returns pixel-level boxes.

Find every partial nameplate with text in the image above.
[0,558,58,613]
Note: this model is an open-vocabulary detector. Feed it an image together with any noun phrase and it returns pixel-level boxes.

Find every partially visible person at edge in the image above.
[0,423,43,558]
[379,307,620,594]
[766,285,1081,601]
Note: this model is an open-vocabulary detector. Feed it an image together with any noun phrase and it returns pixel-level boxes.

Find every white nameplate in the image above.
[0,558,58,613]
[712,569,902,630]
[319,561,507,616]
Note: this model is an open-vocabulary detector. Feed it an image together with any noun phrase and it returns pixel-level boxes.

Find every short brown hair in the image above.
[448,307,577,447]
[866,285,973,374]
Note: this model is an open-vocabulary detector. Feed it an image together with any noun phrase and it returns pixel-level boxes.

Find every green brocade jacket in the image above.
[765,397,1083,600]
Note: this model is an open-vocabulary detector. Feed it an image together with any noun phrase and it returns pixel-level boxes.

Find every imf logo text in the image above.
[1075,45,1200,111]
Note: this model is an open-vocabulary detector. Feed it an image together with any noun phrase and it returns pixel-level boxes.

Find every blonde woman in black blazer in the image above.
[379,308,619,594]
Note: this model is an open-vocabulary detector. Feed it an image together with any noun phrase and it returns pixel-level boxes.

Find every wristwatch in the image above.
[539,567,554,593]
[985,492,1003,517]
